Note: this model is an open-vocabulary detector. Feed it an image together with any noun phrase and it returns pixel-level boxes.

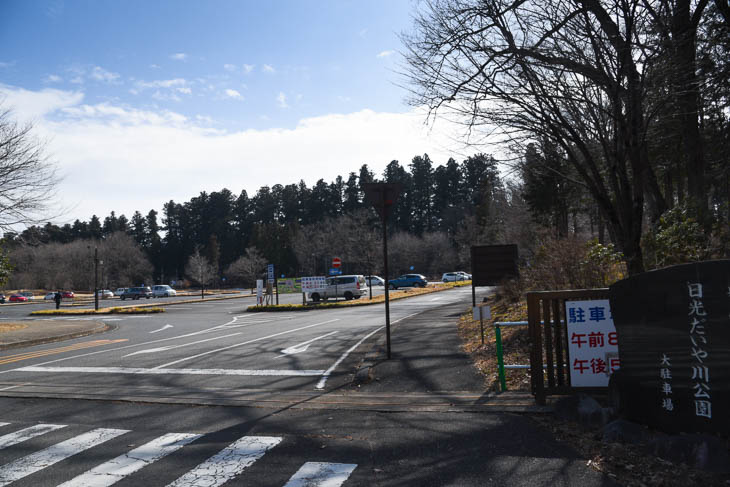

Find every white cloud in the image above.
[377,50,395,58]
[276,92,288,108]
[90,66,121,83]
[178,87,192,95]
[223,64,236,72]
[70,76,84,84]
[137,78,187,89]
[0,61,16,69]
[170,53,188,61]
[243,64,254,74]
[150,64,161,69]
[225,89,243,100]
[359,28,368,38]
[262,64,275,73]
[44,74,63,83]
[0,84,476,225]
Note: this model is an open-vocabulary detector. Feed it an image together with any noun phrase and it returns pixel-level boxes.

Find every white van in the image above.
[309,275,368,302]
[151,285,177,297]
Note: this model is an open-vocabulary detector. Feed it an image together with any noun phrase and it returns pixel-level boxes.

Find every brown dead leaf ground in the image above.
[457,296,730,486]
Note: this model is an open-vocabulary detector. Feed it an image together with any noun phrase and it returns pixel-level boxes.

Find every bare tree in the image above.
[185,247,216,298]
[225,247,266,289]
[402,0,679,273]
[0,107,60,231]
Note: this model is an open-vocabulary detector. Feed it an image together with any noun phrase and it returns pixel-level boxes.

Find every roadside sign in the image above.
[329,268,342,276]
[267,264,274,283]
[472,304,491,321]
[332,257,342,268]
[566,299,619,387]
[301,276,326,291]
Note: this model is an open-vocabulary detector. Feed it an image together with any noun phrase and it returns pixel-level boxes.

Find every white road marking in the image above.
[0,424,66,450]
[0,315,271,374]
[0,385,23,391]
[430,297,441,301]
[315,311,423,390]
[283,462,358,487]
[122,332,242,357]
[166,436,281,487]
[18,366,325,376]
[0,423,7,427]
[58,432,201,487]
[0,428,128,486]
[154,319,340,369]
[278,331,338,357]
[149,324,174,334]
[315,326,383,390]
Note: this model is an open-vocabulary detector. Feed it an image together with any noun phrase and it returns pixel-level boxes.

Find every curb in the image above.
[0,322,115,351]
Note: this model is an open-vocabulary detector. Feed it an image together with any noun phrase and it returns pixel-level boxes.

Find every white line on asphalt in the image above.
[149,324,174,334]
[315,311,423,390]
[0,428,128,486]
[122,332,242,357]
[0,424,67,450]
[153,319,340,369]
[315,327,383,390]
[277,331,339,357]
[0,315,275,374]
[283,462,358,487]
[0,423,7,428]
[0,385,23,391]
[58,432,201,487]
[18,366,326,376]
[166,436,281,487]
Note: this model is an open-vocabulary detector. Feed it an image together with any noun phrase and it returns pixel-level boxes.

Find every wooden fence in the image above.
[527,289,610,405]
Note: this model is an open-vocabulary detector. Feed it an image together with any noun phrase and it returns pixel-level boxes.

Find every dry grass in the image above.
[31,307,164,316]
[458,296,533,391]
[0,323,28,333]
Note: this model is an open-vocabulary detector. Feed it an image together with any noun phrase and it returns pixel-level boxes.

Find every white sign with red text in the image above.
[566,299,620,387]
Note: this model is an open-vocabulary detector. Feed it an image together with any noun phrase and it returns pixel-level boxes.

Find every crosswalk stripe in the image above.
[166,435,282,487]
[283,462,358,487]
[0,428,128,487]
[0,424,67,450]
[0,423,8,428]
[58,432,202,487]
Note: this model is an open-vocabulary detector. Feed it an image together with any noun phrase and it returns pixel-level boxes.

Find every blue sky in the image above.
[0,1,473,225]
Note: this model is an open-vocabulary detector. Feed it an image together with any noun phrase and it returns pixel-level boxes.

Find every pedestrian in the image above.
[54,290,62,310]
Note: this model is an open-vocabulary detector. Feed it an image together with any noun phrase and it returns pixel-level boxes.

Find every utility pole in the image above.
[94,247,99,311]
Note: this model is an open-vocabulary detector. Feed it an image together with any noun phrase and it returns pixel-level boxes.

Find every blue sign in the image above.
[267,264,275,282]
[410,265,414,270]
[329,268,342,276]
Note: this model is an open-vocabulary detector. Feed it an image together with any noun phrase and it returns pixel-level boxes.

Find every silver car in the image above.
[152,285,177,297]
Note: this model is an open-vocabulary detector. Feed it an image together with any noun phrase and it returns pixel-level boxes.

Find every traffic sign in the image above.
[267,264,274,283]
[329,268,342,276]
[332,257,342,268]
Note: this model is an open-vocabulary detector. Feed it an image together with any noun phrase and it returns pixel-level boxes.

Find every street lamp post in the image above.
[94,247,99,311]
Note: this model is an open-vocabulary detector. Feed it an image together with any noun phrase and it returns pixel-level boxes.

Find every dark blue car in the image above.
[388,274,428,289]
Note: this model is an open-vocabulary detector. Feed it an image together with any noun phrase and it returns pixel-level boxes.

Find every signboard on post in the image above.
[277,277,302,293]
[329,268,342,276]
[566,299,620,387]
[332,257,342,268]
[256,279,263,306]
[471,244,519,286]
[267,264,274,283]
[301,276,326,292]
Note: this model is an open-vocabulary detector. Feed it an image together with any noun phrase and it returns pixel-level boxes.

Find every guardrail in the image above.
[493,321,560,392]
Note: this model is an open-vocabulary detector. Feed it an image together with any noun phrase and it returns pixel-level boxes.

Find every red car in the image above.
[61,291,74,299]
[9,294,28,302]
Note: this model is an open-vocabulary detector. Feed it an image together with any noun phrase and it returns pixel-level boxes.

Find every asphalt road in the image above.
[0,287,615,486]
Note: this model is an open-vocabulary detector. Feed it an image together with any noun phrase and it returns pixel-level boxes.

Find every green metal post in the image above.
[495,324,507,392]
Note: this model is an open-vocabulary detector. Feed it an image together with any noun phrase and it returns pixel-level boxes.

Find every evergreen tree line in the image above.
[3,153,522,289]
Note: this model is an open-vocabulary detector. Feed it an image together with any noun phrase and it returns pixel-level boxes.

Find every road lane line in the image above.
[0,340,129,365]
[277,330,339,357]
[153,319,340,369]
[166,436,281,487]
[0,424,67,450]
[58,432,201,487]
[315,312,423,390]
[122,332,242,357]
[283,462,358,487]
[18,366,326,376]
[149,324,174,334]
[0,428,129,486]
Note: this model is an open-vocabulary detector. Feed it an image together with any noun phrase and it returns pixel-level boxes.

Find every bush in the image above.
[642,206,712,269]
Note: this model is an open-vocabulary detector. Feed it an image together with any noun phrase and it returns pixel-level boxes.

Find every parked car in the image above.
[389,274,428,289]
[458,271,472,279]
[308,275,368,302]
[442,272,466,282]
[114,288,127,296]
[365,275,385,287]
[19,291,34,300]
[9,294,28,302]
[0,294,5,304]
[120,286,152,300]
[151,285,177,297]
[44,292,56,300]
[61,291,74,299]
[95,289,114,299]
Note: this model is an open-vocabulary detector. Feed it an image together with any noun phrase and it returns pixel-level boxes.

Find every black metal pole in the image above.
[94,247,99,311]
[382,218,391,359]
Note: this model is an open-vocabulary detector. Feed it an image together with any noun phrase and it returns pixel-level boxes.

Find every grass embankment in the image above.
[247,281,471,312]
[31,307,164,316]
[458,296,532,391]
